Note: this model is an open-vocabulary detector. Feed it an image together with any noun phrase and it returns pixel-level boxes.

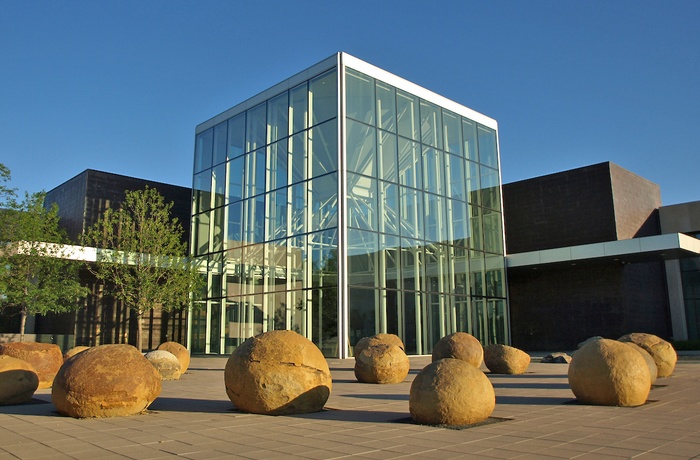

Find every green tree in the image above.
[81,186,203,351]
[0,165,88,341]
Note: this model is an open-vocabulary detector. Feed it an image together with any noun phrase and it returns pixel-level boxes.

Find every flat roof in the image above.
[506,233,700,269]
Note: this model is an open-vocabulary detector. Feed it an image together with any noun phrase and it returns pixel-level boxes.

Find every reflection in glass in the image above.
[193,170,211,214]
[194,128,213,173]
[347,173,377,231]
[398,138,422,189]
[267,91,289,144]
[422,147,444,195]
[480,166,501,211]
[379,181,399,235]
[397,90,419,140]
[420,100,443,149]
[378,131,397,182]
[376,81,396,132]
[290,182,306,236]
[348,229,378,287]
[246,103,266,153]
[228,156,244,203]
[227,201,242,245]
[213,121,228,167]
[477,125,498,168]
[309,120,338,178]
[212,163,226,208]
[227,113,245,160]
[400,187,423,240]
[346,69,375,125]
[268,141,288,191]
[346,119,376,177]
[310,173,338,231]
[446,154,466,201]
[310,70,337,126]
[289,133,307,185]
[443,110,462,155]
[290,83,308,134]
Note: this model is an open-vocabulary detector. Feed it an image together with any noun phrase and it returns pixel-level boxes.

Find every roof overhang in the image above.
[506,233,700,269]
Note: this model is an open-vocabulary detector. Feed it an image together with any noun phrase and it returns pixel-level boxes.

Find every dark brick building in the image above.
[35,170,193,350]
[503,162,673,350]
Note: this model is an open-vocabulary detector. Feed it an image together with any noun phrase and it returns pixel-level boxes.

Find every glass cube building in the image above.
[189,53,508,357]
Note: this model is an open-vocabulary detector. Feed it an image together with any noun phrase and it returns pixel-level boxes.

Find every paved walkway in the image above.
[1,355,699,459]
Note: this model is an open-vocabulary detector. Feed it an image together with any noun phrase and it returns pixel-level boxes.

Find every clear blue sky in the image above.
[2,1,698,205]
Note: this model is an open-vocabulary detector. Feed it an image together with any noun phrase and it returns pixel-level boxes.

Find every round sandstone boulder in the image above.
[354,344,410,384]
[144,350,181,380]
[483,344,530,374]
[0,342,63,389]
[623,342,658,386]
[224,330,332,415]
[63,346,90,361]
[410,358,495,426]
[354,333,405,357]
[157,342,190,374]
[431,332,483,368]
[618,333,677,377]
[568,338,651,406]
[0,355,39,405]
[52,344,162,418]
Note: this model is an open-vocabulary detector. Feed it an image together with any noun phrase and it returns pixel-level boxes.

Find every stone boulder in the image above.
[483,344,530,374]
[623,342,658,386]
[431,332,483,368]
[410,358,495,426]
[63,346,90,361]
[144,350,181,380]
[0,342,63,389]
[354,344,410,384]
[568,338,651,406]
[52,344,162,418]
[354,333,405,357]
[541,352,572,364]
[224,330,332,415]
[618,333,677,377]
[157,342,190,374]
[0,355,39,405]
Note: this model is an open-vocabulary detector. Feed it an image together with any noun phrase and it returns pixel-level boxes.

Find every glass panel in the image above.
[309,70,337,126]
[193,170,211,213]
[310,172,338,231]
[346,68,375,125]
[267,188,288,241]
[309,119,337,178]
[245,149,266,198]
[211,163,226,209]
[480,165,501,211]
[483,210,504,255]
[227,201,242,246]
[401,238,423,292]
[446,154,466,201]
[378,131,397,183]
[453,248,470,296]
[190,302,206,353]
[289,132,307,184]
[485,255,505,297]
[376,81,396,133]
[268,140,288,191]
[380,234,400,290]
[379,181,399,235]
[402,290,419,354]
[312,287,338,357]
[346,119,376,177]
[470,252,484,296]
[288,235,307,291]
[290,182,306,236]
[211,206,225,253]
[290,82,308,134]
[399,187,423,240]
[243,196,265,244]
[267,91,289,144]
[246,103,266,152]
[424,193,446,244]
[193,212,210,256]
[470,206,484,253]
[487,299,507,344]
[309,229,338,288]
[420,100,443,149]
[396,90,419,140]
[209,300,221,354]
[443,110,462,155]
[194,128,213,173]
[349,287,378,349]
[213,121,228,167]
[398,138,422,189]
[227,113,245,160]
[348,229,379,287]
[462,119,478,162]
[228,156,244,203]
[347,173,378,232]
[477,125,498,168]
[466,160,481,205]
[448,199,469,247]
[422,147,444,195]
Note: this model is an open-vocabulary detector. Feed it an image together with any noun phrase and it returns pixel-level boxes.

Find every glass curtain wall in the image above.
[345,67,508,355]
[191,69,339,356]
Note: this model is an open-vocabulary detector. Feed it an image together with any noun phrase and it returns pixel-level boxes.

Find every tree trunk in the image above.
[138,314,144,352]
[19,308,27,343]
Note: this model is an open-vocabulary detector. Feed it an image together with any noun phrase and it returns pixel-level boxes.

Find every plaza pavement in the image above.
[1,354,699,459]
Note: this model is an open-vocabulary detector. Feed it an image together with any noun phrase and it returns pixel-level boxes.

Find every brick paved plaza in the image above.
[1,355,699,459]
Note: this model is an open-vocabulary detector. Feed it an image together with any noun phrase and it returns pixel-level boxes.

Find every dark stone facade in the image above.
[28,170,194,350]
[503,162,670,351]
